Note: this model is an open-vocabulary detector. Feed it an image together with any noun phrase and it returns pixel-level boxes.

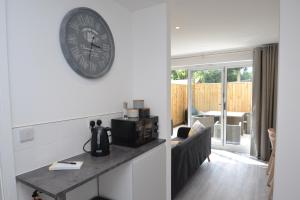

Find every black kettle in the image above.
[90,120,110,157]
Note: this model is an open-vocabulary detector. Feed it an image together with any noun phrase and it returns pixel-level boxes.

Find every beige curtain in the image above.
[250,44,278,161]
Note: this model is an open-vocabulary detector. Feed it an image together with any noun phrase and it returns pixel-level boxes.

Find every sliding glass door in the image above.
[190,68,224,146]
[224,67,252,153]
[188,66,252,153]
[171,64,253,153]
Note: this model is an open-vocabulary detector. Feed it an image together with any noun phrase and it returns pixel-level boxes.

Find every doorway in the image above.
[171,64,253,154]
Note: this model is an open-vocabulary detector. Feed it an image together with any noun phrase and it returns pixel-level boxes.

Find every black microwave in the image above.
[111,116,158,147]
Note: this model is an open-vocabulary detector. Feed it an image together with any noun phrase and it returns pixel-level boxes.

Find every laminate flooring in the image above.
[174,149,270,200]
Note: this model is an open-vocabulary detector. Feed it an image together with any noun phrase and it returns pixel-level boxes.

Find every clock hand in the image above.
[88,36,95,62]
[90,36,103,50]
[91,43,102,49]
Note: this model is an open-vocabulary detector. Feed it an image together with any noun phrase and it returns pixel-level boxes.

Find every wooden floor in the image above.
[174,149,270,200]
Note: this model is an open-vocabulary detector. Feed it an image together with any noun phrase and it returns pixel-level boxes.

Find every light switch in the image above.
[19,127,34,143]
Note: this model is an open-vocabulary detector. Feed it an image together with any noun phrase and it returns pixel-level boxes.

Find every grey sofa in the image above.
[171,126,211,199]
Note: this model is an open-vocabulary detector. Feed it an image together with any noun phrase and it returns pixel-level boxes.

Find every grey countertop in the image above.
[16,139,166,198]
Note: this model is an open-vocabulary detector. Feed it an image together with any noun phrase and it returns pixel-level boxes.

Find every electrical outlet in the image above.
[19,127,34,143]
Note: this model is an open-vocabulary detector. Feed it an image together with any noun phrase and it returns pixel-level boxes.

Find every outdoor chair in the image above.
[226,122,242,144]
[213,121,241,144]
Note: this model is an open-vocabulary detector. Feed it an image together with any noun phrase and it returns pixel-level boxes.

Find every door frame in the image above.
[0,0,18,199]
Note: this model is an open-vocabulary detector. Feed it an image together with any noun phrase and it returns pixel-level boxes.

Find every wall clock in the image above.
[60,7,115,79]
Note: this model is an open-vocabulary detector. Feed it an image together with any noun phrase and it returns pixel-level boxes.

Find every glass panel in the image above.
[191,69,223,146]
[225,66,253,154]
[171,69,188,137]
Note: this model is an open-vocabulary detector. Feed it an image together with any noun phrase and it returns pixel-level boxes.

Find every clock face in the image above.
[60,7,115,79]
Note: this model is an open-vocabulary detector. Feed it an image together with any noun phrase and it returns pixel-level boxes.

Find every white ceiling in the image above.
[114,0,165,11]
[171,0,280,56]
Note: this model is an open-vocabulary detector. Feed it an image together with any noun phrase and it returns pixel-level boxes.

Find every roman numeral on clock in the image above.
[70,46,81,60]
[84,15,94,27]
[79,56,86,68]
[78,15,86,26]
[67,35,77,45]
[90,62,96,72]
[69,22,80,32]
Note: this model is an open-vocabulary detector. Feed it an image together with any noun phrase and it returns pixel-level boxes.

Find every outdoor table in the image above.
[204,111,245,118]
[202,111,246,135]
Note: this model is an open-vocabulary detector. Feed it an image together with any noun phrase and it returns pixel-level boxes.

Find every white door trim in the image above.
[0,0,17,199]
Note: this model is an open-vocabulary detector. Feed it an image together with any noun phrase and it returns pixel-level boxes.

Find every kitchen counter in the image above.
[16,139,166,200]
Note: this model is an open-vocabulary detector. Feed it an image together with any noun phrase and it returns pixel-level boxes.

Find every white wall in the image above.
[7,0,133,127]
[132,3,170,140]
[5,0,170,199]
[0,0,17,199]
[7,0,133,170]
[274,0,300,199]
[132,3,170,199]
[6,0,134,199]
[0,168,2,200]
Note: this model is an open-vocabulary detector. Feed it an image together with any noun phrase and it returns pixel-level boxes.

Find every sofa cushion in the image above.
[176,127,190,139]
[188,120,205,137]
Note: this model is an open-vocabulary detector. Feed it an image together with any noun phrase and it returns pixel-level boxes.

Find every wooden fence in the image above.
[171,84,188,126]
[171,82,252,126]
